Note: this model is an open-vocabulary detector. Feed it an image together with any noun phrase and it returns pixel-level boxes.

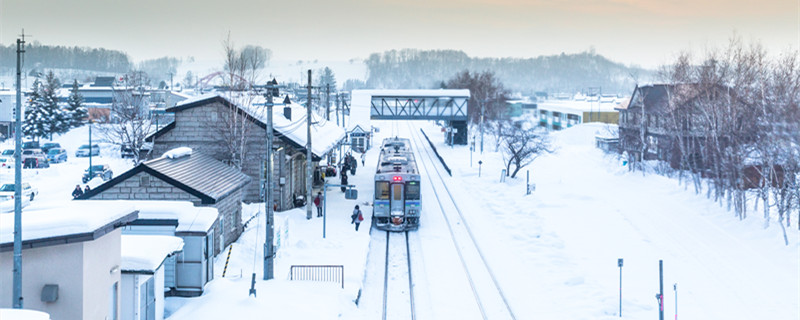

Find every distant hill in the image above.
[364,49,654,95]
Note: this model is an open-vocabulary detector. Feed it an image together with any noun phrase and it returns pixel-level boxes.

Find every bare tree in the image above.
[499,121,553,178]
[100,70,154,164]
[210,34,270,169]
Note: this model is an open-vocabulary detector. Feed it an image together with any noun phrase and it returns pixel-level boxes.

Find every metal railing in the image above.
[289,265,344,288]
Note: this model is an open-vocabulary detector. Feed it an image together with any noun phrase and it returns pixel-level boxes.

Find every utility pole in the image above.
[306,70,313,220]
[658,260,664,320]
[263,90,275,281]
[480,99,485,153]
[13,34,25,309]
[335,93,340,126]
[325,84,330,121]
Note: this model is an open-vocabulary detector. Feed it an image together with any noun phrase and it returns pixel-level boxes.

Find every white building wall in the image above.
[0,242,84,319]
[82,228,123,320]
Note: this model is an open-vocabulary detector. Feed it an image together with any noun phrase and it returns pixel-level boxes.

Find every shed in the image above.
[120,200,218,297]
[0,201,138,320]
[121,235,184,320]
[78,149,251,256]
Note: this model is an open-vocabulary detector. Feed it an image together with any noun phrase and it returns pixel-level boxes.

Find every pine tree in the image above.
[66,79,87,128]
[23,78,47,140]
[41,71,65,140]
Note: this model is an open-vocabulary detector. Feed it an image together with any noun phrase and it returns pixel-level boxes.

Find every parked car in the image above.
[120,142,153,159]
[1,149,14,157]
[75,144,100,157]
[21,149,49,169]
[83,164,112,183]
[46,148,68,163]
[0,157,14,169]
[0,182,39,201]
[41,142,61,154]
[21,141,39,150]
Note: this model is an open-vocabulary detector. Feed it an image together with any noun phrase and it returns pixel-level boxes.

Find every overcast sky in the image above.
[1,0,797,68]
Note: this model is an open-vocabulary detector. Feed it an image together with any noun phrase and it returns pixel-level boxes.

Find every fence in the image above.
[289,265,344,288]
[419,128,452,176]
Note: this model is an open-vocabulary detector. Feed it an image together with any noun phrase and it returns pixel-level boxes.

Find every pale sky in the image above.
[1,0,798,69]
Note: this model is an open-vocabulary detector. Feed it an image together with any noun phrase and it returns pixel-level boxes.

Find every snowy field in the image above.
[165,120,798,319]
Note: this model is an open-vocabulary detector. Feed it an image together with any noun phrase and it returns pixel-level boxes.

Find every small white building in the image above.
[120,235,184,320]
[119,201,218,297]
[0,201,138,320]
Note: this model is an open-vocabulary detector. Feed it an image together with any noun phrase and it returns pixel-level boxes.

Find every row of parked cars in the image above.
[1,142,103,169]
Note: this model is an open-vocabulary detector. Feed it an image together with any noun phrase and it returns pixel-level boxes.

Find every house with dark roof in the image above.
[146,94,345,206]
[77,150,251,255]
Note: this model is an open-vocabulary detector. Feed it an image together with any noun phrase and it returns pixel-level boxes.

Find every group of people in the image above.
[312,192,364,231]
[312,150,367,232]
[71,184,91,199]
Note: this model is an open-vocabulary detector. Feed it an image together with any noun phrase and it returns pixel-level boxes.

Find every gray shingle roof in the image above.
[144,152,251,202]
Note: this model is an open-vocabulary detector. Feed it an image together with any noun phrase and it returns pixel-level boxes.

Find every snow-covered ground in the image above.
[4,119,796,319]
[164,120,798,319]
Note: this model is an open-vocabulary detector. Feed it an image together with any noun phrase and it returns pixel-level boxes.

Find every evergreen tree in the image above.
[65,79,87,128]
[23,78,47,140]
[41,71,66,139]
[317,67,337,89]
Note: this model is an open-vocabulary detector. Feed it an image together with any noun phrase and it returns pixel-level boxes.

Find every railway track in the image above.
[382,231,416,320]
[406,122,518,320]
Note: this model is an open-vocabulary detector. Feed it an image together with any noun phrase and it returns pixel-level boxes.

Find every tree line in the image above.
[1,42,132,73]
[623,38,800,241]
[364,49,652,94]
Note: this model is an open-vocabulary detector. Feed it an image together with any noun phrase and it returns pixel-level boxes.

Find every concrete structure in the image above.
[77,150,250,256]
[0,202,138,320]
[148,94,345,206]
[120,235,184,320]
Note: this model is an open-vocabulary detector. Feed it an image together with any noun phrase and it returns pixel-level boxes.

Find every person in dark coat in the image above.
[342,160,351,177]
[349,154,357,175]
[84,185,91,193]
[340,171,348,192]
[72,185,84,199]
[351,205,364,231]
[313,192,323,217]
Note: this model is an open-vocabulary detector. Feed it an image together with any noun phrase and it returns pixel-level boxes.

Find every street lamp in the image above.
[88,119,93,177]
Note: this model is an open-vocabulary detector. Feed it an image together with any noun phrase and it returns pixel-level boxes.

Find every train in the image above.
[373,137,421,231]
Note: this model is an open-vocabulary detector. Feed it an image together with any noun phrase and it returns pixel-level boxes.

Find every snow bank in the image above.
[0,200,137,245]
[164,147,192,159]
[121,235,184,273]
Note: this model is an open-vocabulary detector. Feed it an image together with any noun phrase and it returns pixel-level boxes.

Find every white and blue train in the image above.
[373,137,421,231]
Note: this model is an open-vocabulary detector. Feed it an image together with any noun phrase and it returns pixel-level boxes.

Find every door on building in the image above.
[205,232,214,282]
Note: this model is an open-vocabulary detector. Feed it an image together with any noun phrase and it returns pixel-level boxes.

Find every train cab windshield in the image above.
[406,181,420,200]
[376,181,390,199]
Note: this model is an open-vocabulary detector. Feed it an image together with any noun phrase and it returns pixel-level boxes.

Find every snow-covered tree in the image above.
[65,79,87,128]
[100,70,154,164]
[22,78,47,140]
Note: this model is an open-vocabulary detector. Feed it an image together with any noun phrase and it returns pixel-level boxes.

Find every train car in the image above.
[373,137,421,231]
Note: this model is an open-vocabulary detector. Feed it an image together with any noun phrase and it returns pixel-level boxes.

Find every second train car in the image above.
[373,137,421,231]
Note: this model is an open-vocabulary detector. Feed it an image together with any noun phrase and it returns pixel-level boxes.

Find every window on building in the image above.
[140,175,150,187]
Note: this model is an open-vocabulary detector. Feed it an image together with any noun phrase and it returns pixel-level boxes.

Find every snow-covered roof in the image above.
[171,94,345,158]
[121,235,184,273]
[251,97,346,157]
[0,200,137,247]
[354,89,470,98]
[130,200,218,233]
[0,309,50,320]
[537,100,621,113]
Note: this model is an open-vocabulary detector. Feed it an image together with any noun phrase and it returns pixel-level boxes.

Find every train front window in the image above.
[406,181,420,200]
[393,184,402,200]
[376,182,390,200]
